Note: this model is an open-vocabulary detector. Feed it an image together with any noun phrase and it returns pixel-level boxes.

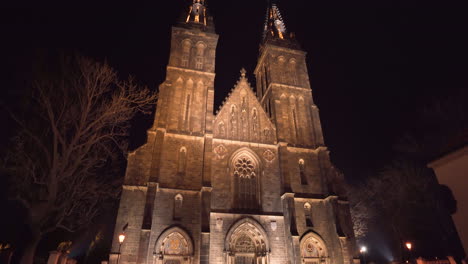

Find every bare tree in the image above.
[358,159,438,261]
[2,55,157,264]
[348,184,375,241]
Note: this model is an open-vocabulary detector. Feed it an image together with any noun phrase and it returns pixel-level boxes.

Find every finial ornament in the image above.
[240,68,246,78]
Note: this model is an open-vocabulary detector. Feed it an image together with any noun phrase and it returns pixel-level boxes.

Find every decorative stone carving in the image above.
[214,144,228,159]
[263,150,275,162]
[216,217,223,231]
[218,122,226,137]
[234,157,255,179]
[270,220,277,231]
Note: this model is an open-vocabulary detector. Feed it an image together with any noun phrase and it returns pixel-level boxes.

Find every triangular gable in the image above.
[214,69,276,144]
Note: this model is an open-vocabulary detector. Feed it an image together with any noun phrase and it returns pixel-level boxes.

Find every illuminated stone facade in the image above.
[109,2,359,264]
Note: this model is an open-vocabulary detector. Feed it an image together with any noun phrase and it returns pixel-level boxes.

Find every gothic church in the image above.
[110,1,359,264]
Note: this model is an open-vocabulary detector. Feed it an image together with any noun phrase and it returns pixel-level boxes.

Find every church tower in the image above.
[109,1,218,264]
[109,2,358,264]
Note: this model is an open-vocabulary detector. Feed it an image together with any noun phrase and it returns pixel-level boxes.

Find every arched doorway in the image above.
[225,218,269,264]
[154,227,194,264]
[300,232,329,264]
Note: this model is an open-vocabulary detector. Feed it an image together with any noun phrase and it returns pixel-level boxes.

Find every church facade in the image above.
[109,2,359,264]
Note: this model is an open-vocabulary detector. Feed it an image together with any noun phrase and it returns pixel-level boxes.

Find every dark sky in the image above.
[2,0,468,182]
[1,0,468,262]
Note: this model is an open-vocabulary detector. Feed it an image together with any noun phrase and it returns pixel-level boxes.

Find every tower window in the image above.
[195,42,206,70]
[299,159,307,185]
[195,56,203,69]
[173,194,183,220]
[182,54,189,67]
[178,147,187,175]
[304,202,313,227]
[183,94,191,129]
[289,59,298,85]
[181,40,191,67]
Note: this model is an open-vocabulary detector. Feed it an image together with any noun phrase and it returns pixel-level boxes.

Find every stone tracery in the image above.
[230,149,261,210]
[225,218,270,264]
[300,232,329,264]
[154,227,194,264]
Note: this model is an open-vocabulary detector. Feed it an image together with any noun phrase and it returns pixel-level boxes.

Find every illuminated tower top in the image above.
[183,0,215,32]
[262,2,300,49]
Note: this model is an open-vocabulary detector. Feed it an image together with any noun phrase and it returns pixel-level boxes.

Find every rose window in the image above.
[234,157,256,179]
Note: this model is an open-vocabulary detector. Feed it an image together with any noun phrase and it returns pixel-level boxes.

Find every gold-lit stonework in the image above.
[109,2,358,264]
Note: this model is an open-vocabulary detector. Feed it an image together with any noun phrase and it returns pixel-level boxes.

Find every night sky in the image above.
[2,0,468,180]
[1,0,468,262]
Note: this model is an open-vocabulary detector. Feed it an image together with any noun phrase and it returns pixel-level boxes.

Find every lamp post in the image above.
[405,242,412,264]
[360,246,367,264]
[117,233,125,264]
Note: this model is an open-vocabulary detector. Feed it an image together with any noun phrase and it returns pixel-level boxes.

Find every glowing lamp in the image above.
[360,246,367,253]
[405,242,412,250]
[119,233,126,244]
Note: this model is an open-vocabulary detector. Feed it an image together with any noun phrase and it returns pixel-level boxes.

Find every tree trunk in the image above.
[19,230,41,264]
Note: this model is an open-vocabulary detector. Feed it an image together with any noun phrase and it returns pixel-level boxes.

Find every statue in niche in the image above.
[241,96,247,110]
[240,97,248,138]
[230,105,237,135]
[252,108,258,134]
[218,122,225,137]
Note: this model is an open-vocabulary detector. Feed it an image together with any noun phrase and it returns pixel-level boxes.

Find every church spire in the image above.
[263,2,288,41]
[262,1,300,49]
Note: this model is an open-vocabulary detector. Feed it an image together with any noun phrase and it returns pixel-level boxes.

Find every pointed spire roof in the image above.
[181,0,215,32]
[262,2,300,48]
[263,2,287,40]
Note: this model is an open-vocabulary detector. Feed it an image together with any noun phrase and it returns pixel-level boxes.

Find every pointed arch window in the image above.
[289,59,298,85]
[182,79,193,130]
[181,40,191,67]
[278,56,286,83]
[195,42,206,70]
[299,159,307,185]
[173,194,183,220]
[304,202,313,227]
[233,155,259,210]
[178,147,187,175]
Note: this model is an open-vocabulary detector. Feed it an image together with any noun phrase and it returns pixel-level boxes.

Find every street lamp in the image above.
[360,246,367,264]
[405,242,412,263]
[119,234,126,244]
[405,242,412,251]
[117,233,126,264]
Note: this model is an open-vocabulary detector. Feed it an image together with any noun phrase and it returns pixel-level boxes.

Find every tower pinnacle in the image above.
[263,3,287,40]
[262,2,300,48]
[185,0,210,28]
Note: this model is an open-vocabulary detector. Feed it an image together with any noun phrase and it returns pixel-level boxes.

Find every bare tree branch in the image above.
[2,55,157,264]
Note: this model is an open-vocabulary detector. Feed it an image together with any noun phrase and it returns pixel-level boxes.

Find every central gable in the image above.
[214,69,276,144]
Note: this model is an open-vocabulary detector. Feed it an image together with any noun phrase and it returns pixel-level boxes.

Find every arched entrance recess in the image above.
[300,232,329,264]
[154,226,194,264]
[225,218,269,264]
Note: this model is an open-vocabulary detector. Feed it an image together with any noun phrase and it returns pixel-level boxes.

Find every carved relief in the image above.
[252,108,259,135]
[263,150,276,162]
[213,69,276,144]
[214,144,228,159]
[218,122,226,137]
[230,105,237,136]
[270,220,277,231]
[300,233,329,264]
